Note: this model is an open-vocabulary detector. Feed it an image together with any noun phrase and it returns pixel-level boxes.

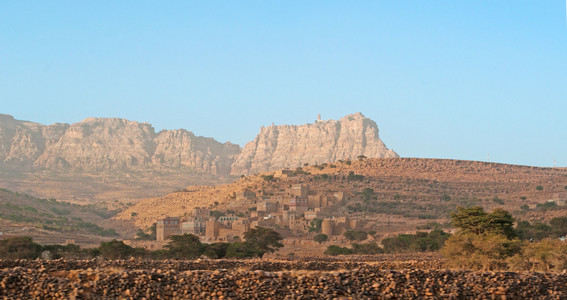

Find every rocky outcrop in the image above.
[230,113,398,175]
[0,113,397,176]
[0,114,240,175]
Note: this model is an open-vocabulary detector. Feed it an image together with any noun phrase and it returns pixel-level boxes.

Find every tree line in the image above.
[0,227,283,260]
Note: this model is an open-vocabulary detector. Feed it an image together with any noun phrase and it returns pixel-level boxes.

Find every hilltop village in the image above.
[151,170,359,245]
[121,158,567,250]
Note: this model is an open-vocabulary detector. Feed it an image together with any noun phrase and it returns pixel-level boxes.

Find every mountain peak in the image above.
[341,112,366,120]
[230,113,397,175]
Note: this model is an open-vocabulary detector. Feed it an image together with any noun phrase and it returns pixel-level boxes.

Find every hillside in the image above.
[117,158,567,232]
[0,188,136,245]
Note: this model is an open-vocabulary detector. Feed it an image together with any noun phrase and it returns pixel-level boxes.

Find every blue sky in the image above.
[1,1,566,167]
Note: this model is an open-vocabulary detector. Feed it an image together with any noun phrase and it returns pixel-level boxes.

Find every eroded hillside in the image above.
[117,158,567,230]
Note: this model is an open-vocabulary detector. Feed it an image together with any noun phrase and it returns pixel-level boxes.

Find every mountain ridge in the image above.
[0,112,396,176]
[0,113,241,175]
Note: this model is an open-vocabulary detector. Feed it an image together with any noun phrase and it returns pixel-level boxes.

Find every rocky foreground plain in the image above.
[1,255,567,299]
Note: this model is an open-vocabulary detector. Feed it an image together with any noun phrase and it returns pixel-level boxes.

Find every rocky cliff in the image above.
[0,114,241,175]
[0,113,397,176]
[230,113,398,175]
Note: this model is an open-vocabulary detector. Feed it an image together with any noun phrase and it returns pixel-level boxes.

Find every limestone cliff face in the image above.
[0,112,397,177]
[0,114,240,175]
[230,113,398,175]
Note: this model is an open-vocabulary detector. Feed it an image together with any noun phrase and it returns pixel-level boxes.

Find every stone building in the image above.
[289,196,308,213]
[321,219,334,236]
[181,219,206,235]
[304,209,322,220]
[193,207,210,219]
[257,201,278,213]
[205,220,221,238]
[291,184,310,199]
[289,218,308,231]
[156,217,181,241]
[236,189,257,202]
[219,214,239,225]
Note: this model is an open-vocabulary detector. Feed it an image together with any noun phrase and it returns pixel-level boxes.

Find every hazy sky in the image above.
[1,1,566,167]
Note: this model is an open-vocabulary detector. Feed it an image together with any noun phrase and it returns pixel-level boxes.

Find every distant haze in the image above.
[1,2,565,167]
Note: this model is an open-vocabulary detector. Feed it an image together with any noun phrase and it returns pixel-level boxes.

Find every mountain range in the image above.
[0,112,396,176]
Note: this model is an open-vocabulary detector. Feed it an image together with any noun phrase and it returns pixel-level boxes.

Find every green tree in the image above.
[550,217,567,238]
[451,206,515,239]
[520,239,567,272]
[164,234,203,259]
[441,233,522,271]
[516,221,551,241]
[135,231,151,240]
[0,236,41,259]
[381,230,450,253]
[225,241,260,258]
[442,207,523,270]
[308,218,322,233]
[382,235,411,253]
[202,242,230,259]
[351,242,384,254]
[98,240,138,259]
[243,227,283,257]
[488,208,516,239]
[344,230,368,241]
[324,245,353,256]
[314,233,328,244]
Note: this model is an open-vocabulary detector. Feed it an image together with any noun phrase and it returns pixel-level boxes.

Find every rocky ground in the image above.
[1,256,566,299]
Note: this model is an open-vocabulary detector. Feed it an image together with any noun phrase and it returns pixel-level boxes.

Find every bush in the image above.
[441,233,523,271]
[517,239,567,272]
[536,185,544,191]
[536,201,558,211]
[203,242,230,259]
[50,207,71,215]
[225,242,260,258]
[347,172,364,181]
[344,230,368,241]
[516,221,551,241]
[324,245,353,256]
[0,236,42,259]
[550,217,567,238]
[99,240,141,259]
[351,242,384,254]
[260,175,274,182]
[308,219,322,233]
[492,197,504,205]
[314,234,328,244]
[382,230,450,253]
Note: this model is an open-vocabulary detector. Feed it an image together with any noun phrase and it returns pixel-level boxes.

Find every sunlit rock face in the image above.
[0,114,241,175]
[231,113,398,175]
[0,112,396,176]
